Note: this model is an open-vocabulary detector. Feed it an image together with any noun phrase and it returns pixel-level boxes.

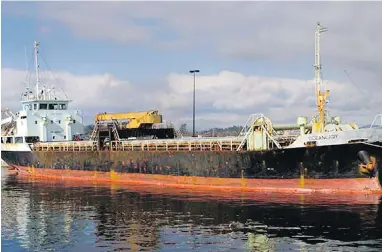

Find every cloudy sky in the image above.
[2,1,382,130]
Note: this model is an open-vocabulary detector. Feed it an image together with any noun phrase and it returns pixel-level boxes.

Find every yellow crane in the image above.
[94,110,163,129]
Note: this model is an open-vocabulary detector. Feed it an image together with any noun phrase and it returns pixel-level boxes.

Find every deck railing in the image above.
[32,137,246,152]
[370,114,382,128]
[108,137,243,151]
[33,141,98,151]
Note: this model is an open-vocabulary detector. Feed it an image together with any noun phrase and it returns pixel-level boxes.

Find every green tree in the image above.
[179,123,188,136]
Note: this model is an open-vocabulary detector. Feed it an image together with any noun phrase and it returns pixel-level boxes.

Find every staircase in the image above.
[89,122,99,141]
[111,120,120,140]
[90,120,120,141]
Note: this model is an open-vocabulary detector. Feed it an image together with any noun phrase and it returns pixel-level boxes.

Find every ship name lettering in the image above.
[307,134,338,141]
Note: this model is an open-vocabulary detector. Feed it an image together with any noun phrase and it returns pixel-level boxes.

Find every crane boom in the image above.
[94,110,163,129]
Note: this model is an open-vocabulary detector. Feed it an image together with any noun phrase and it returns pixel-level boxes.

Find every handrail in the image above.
[236,113,265,151]
[32,140,98,151]
[370,114,382,128]
[35,140,98,146]
[261,125,282,149]
[109,138,243,152]
[237,113,265,137]
[236,113,281,151]
[114,136,242,145]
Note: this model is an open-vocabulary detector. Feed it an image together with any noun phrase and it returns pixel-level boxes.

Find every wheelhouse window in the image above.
[25,136,40,143]
[59,104,67,110]
[46,103,62,110]
[34,104,37,110]
[15,137,23,143]
[6,137,13,143]
[39,103,48,109]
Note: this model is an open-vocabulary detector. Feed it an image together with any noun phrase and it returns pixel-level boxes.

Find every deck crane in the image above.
[90,110,174,142]
[94,110,163,129]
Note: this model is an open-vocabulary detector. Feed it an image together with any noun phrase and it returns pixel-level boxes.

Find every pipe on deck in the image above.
[273,124,313,131]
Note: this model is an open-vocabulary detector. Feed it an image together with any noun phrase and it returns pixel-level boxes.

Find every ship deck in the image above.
[32,136,247,152]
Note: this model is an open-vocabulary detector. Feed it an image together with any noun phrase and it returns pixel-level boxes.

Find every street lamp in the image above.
[189,69,200,137]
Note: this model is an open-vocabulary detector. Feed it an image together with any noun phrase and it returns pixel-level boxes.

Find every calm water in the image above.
[2,169,382,252]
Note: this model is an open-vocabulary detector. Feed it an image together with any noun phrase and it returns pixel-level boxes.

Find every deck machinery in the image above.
[85,109,318,152]
[89,110,177,148]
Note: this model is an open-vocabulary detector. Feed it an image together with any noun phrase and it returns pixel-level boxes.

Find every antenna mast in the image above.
[34,41,41,100]
[24,45,29,92]
[314,22,329,133]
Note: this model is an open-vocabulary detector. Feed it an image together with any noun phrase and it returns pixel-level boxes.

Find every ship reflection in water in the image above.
[2,170,382,252]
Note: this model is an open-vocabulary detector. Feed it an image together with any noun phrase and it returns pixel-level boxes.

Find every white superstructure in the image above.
[1,41,84,144]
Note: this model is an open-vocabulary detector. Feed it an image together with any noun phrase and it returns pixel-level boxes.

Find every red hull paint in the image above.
[12,174,381,205]
[14,166,382,195]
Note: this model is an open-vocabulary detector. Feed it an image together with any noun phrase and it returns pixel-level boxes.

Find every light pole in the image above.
[189,69,200,137]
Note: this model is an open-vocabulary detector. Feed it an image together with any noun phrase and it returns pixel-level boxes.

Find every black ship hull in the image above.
[2,141,382,183]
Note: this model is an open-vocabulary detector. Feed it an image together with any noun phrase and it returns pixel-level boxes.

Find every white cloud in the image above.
[2,2,382,129]
[157,71,380,126]
[27,1,382,68]
[2,68,380,130]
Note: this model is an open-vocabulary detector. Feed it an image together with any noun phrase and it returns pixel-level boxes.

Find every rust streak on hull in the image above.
[14,166,382,195]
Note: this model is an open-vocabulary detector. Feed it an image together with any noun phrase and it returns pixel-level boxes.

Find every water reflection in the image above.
[2,171,382,251]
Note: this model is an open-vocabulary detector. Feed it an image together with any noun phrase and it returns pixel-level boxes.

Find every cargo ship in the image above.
[2,22,382,194]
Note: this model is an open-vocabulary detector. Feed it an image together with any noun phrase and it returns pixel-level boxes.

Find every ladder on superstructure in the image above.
[111,120,120,141]
[89,120,120,141]
[90,122,99,141]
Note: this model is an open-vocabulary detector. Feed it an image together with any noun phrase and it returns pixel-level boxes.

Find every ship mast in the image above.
[314,22,329,133]
[24,46,30,93]
[34,41,41,100]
